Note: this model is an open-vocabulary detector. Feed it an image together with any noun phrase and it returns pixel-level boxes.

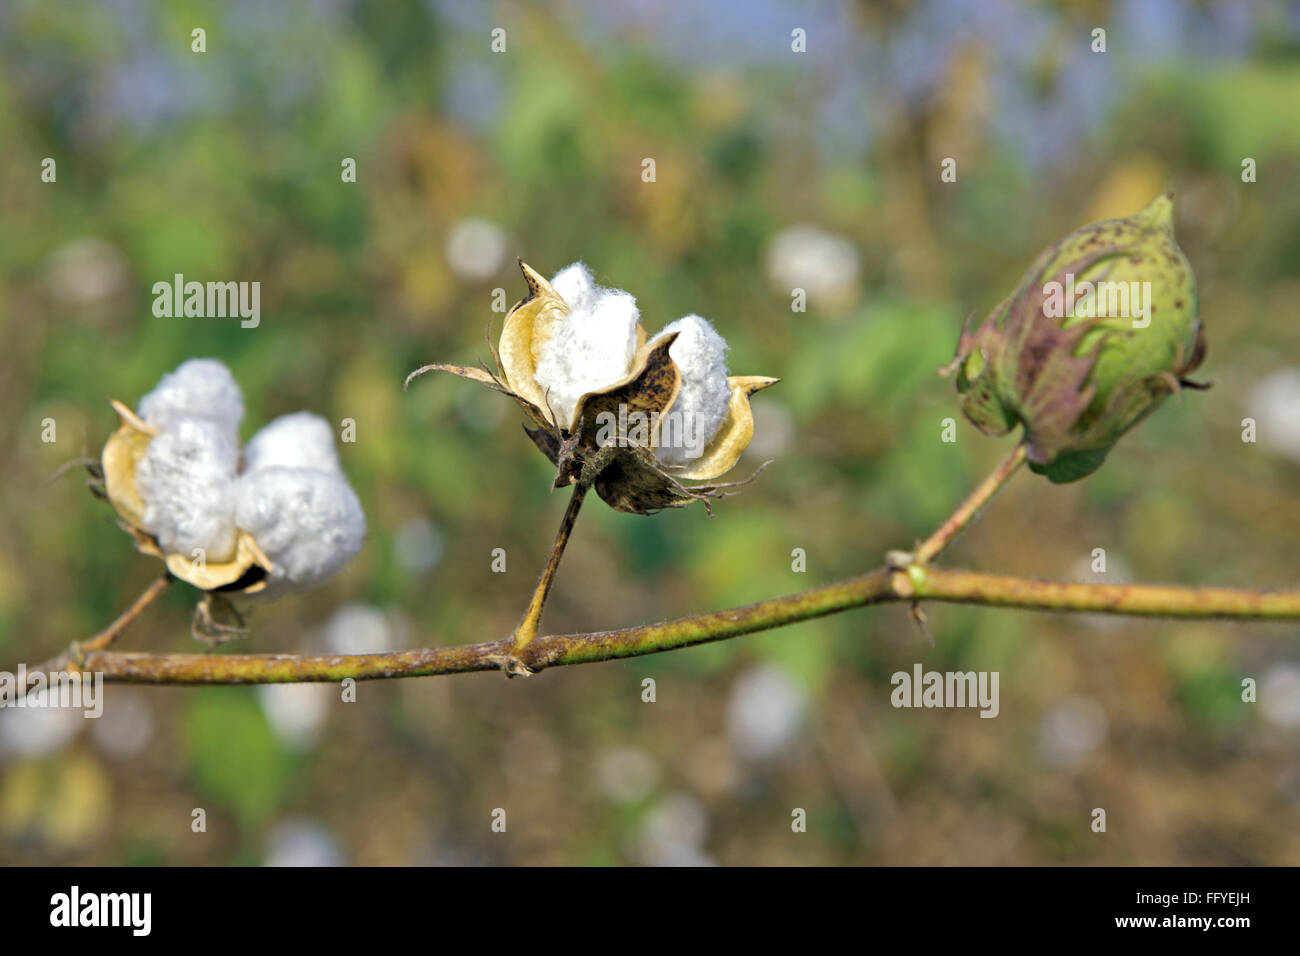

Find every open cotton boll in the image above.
[135,416,239,562]
[243,412,341,473]
[652,315,730,465]
[234,467,366,597]
[533,270,640,428]
[550,262,597,315]
[138,358,244,437]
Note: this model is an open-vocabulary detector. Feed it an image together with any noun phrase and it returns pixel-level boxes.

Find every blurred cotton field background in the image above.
[2,0,1300,866]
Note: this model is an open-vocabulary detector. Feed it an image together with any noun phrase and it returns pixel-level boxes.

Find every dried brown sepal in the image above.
[191,592,250,647]
[593,444,773,515]
[524,422,562,466]
[572,332,682,450]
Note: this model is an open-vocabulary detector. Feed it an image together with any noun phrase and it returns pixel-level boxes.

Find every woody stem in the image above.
[911,442,1028,566]
[511,481,590,656]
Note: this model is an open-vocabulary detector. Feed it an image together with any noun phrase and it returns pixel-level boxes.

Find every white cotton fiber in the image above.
[234,467,366,597]
[135,416,239,562]
[533,263,640,428]
[652,315,731,465]
[138,358,244,437]
[550,262,597,315]
[243,412,341,474]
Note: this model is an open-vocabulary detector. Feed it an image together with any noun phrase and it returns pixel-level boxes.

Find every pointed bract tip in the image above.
[1135,192,1175,233]
[109,398,156,435]
[517,259,554,298]
[730,375,781,396]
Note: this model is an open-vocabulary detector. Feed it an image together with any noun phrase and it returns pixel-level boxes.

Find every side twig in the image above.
[910,442,1028,566]
[27,574,173,685]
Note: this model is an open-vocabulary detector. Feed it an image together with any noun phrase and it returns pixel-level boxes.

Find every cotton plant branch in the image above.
[20,441,1300,690]
[22,565,1300,687]
[15,204,1286,691]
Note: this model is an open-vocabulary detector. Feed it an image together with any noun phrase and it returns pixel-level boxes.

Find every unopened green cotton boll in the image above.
[944,193,1207,483]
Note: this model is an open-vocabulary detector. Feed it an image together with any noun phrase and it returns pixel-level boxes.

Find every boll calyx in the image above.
[407,260,778,514]
[99,359,366,598]
[942,193,1208,483]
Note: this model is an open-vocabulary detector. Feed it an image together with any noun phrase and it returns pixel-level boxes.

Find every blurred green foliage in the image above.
[1,0,1298,865]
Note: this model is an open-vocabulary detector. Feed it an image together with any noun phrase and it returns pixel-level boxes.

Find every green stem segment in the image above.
[84,573,173,653]
[912,442,1028,565]
[510,481,589,655]
[909,567,1300,618]
[21,439,1300,689]
[34,567,1300,686]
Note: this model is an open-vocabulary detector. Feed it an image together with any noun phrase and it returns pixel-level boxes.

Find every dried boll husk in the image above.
[100,400,272,595]
[406,260,778,514]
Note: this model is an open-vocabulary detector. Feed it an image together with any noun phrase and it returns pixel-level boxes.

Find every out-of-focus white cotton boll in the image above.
[595,746,659,804]
[0,690,83,757]
[135,416,239,562]
[264,818,344,867]
[392,517,444,574]
[243,412,340,473]
[138,358,244,436]
[445,217,509,281]
[258,683,332,750]
[235,467,365,596]
[652,315,731,465]
[765,225,861,312]
[1247,369,1300,463]
[125,360,365,595]
[45,238,128,309]
[726,664,807,761]
[1037,697,1108,769]
[89,690,154,760]
[1261,664,1300,729]
[319,603,393,655]
[636,794,713,867]
[533,263,640,428]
